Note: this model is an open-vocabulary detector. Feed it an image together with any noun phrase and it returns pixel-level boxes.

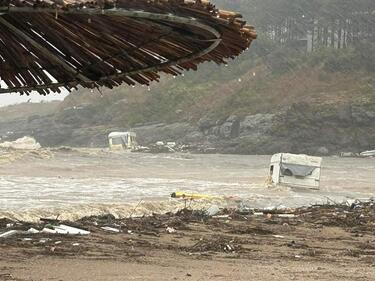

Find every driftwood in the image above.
[0,0,256,95]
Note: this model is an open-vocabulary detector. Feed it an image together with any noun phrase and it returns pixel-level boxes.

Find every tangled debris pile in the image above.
[134,142,189,153]
[294,199,375,231]
[1,200,375,260]
[189,236,242,253]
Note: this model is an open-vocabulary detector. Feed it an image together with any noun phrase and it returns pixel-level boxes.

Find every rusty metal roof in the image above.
[0,0,256,95]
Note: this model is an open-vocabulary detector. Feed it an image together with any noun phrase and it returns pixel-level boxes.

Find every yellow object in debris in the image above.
[171,192,222,200]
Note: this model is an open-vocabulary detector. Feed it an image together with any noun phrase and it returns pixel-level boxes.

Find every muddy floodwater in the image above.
[0,150,374,220]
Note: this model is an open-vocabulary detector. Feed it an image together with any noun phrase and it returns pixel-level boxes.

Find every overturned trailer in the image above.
[269,153,322,190]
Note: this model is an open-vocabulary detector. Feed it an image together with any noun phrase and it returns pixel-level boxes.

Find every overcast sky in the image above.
[0,91,68,107]
[0,77,69,107]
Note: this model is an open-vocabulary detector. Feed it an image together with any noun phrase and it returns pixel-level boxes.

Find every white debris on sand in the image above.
[41,225,90,235]
[0,136,41,150]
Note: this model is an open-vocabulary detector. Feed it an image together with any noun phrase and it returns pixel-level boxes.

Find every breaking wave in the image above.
[0,200,226,222]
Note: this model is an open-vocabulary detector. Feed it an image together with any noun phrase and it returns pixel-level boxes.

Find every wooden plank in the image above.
[0,16,92,83]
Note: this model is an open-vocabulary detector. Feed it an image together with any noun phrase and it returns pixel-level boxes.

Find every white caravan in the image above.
[269,153,322,189]
[108,132,137,151]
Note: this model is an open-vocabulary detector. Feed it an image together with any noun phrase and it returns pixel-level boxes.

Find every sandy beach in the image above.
[1,203,375,280]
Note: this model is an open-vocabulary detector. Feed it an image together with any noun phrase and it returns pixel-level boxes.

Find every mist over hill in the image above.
[0,0,374,154]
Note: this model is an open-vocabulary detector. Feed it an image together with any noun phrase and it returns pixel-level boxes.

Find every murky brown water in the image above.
[0,150,374,220]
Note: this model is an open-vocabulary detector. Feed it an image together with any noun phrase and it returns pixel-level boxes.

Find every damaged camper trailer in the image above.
[108,132,137,151]
[269,153,322,190]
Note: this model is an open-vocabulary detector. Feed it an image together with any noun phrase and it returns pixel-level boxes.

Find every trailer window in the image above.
[280,163,316,177]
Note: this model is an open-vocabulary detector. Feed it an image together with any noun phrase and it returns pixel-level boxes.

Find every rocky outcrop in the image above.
[199,115,240,139]
[133,122,196,144]
[188,102,375,155]
[1,102,375,155]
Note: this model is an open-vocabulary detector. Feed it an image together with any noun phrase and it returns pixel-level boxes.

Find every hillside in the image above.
[0,0,374,154]
[1,45,373,154]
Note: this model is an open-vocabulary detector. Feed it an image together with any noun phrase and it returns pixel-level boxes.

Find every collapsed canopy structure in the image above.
[0,0,256,95]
